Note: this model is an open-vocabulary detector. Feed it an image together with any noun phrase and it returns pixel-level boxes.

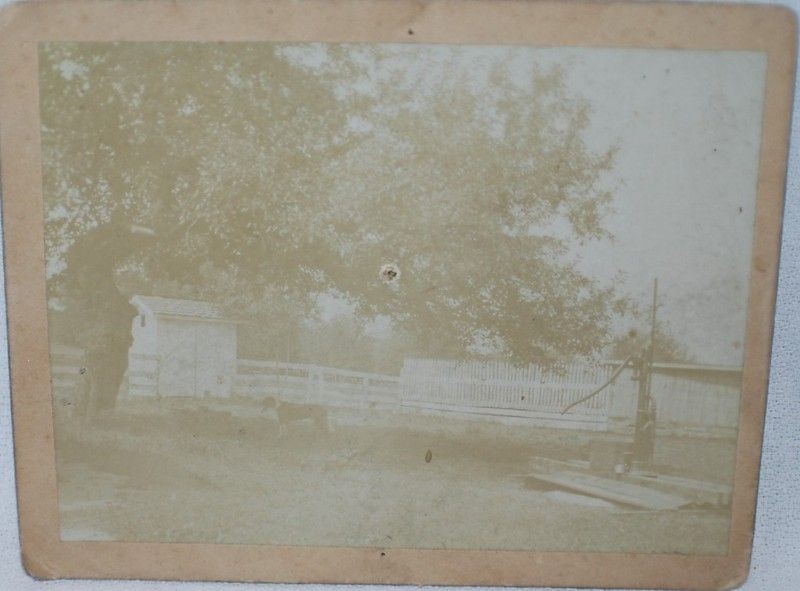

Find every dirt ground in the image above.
[53,396,735,554]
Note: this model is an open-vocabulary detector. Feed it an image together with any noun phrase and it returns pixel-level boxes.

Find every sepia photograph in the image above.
[39,40,766,555]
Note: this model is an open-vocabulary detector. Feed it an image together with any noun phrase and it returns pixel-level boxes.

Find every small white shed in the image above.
[128,295,238,398]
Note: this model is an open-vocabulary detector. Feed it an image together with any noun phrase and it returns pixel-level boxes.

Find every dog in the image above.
[261,396,329,437]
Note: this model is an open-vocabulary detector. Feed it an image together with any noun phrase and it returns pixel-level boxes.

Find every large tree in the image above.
[309,48,625,361]
[40,43,625,410]
[41,42,358,411]
[41,42,358,296]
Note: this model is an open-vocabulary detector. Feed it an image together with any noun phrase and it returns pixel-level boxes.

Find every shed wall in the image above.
[156,318,237,397]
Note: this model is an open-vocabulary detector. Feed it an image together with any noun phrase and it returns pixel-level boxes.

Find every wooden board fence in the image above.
[235,359,400,409]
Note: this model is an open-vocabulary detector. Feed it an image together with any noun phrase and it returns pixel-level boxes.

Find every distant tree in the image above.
[610,321,693,364]
[297,316,375,371]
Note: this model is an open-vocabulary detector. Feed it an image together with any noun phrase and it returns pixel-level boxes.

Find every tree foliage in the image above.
[610,320,693,364]
[41,43,626,364]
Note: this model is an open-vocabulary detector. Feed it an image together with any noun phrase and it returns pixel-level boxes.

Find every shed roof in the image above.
[131,295,234,322]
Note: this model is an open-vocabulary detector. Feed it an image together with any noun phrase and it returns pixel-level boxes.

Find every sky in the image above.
[540,48,766,366]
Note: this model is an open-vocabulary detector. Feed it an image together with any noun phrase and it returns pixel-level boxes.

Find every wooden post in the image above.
[632,278,658,468]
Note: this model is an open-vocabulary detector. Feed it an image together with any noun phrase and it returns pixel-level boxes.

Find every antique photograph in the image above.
[40,41,766,555]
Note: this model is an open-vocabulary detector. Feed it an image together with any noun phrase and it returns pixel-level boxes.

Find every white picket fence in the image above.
[399,358,741,436]
[47,344,741,436]
[399,358,614,430]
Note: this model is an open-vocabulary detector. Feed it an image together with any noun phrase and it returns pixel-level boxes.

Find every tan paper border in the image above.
[0,0,795,588]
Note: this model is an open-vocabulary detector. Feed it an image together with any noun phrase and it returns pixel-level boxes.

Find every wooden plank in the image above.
[528,456,730,508]
[526,471,692,510]
[620,473,731,507]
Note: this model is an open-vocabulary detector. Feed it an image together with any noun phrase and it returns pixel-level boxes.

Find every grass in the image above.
[53,395,735,554]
